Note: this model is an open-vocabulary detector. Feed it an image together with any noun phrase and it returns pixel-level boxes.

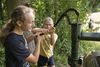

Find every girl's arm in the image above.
[26,34,41,63]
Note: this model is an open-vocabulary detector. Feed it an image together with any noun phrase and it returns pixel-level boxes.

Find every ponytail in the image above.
[0,19,15,44]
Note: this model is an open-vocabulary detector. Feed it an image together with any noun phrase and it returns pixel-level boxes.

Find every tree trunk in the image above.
[6,0,30,17]
[0,0,3,21]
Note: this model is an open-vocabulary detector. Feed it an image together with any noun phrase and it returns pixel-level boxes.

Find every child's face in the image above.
[44,21,54,29]
[21,12,35,32]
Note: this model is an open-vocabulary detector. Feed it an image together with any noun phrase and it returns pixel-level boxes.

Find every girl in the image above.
[2,5,41,67]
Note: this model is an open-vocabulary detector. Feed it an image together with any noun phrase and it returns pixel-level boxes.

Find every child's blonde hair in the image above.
[44,17,54,23]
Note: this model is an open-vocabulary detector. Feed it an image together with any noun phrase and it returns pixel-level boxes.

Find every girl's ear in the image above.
[16,21,22,26]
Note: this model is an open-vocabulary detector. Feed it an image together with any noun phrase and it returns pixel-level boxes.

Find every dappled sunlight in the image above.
[82,12,100,32]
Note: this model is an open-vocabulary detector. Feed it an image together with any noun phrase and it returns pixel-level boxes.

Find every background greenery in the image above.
[0,0,100,67]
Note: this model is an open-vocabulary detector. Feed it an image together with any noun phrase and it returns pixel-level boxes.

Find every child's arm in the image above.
[25,28,49,43]
[50,33,58,47]
[49,27,58,47]
[32,28,49,34]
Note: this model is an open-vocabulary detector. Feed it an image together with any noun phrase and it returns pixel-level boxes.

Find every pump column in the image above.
[70,23,80,67]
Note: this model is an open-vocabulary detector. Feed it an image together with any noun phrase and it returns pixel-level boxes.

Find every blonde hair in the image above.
[44,17,54,23]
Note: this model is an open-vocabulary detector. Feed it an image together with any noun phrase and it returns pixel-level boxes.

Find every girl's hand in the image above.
[33,32,42,44]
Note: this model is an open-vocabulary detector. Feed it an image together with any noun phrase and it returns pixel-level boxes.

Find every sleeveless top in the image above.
[40,34,53,58]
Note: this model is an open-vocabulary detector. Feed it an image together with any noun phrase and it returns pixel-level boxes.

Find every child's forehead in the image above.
[44,21,53,24]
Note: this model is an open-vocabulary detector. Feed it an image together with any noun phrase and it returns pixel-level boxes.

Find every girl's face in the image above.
[21,12,35,32]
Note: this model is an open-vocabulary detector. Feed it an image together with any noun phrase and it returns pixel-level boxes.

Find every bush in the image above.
[0,46,5,67]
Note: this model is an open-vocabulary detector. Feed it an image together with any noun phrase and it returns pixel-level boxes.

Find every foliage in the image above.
[79,41,100,57]
[0,46,5,67]
[0,0,100,67]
